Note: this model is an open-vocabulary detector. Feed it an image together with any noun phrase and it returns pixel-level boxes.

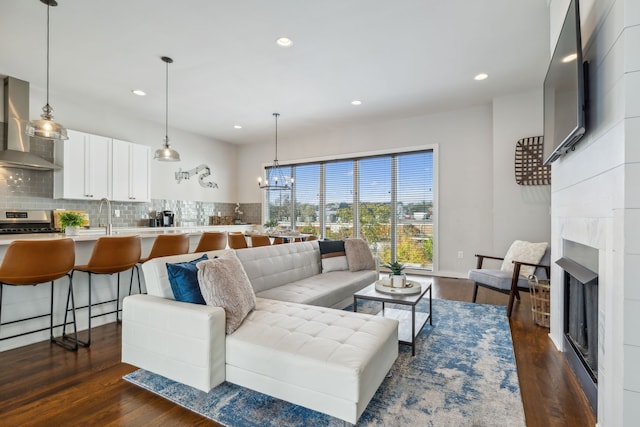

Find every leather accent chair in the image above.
[0,238,79,350]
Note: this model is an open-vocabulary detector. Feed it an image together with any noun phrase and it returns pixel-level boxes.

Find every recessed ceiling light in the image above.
[474,73,489,81]
[562,53,578,63]
[131,89,147,96]
[276,37,293,47]
[233,125,243,129]
[351,100,362,105]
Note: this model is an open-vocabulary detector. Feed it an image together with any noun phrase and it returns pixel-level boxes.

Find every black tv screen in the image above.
[543,0,587,165]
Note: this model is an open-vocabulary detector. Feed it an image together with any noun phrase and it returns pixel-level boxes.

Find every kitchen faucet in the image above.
[98,198,113,236]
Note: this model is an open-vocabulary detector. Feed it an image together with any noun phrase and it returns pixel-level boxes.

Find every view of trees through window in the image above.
[264,150,434,270]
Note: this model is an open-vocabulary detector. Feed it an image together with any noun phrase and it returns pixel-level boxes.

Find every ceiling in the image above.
[0,0,549,145]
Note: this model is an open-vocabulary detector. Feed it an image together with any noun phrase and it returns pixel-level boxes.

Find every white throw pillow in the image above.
[501,240,548,278]
[197,252,256,334]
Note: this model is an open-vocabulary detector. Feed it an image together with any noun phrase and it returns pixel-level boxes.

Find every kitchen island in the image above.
[0,224,254,351]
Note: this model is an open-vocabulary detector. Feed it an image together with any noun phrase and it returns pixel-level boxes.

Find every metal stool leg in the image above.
[116,272,121,323]
[64,270,91,347]
[53,274,79,351]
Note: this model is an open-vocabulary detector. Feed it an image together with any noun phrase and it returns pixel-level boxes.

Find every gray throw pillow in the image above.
[197,251,256,334]
[344,238,376,272]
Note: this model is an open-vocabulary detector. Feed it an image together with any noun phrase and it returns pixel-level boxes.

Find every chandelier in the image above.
[258,113,293,190]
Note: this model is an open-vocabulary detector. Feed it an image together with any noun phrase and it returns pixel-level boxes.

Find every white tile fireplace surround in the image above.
[550,217,611,422]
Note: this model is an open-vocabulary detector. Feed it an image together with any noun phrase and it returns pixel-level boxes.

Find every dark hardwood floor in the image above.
[0,277,596,426]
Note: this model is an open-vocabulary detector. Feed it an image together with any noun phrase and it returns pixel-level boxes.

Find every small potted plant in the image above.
[384,261,406,288]
[263,218,279,232]
[59,211,85,236]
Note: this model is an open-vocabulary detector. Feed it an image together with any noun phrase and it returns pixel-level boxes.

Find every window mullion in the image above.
[353,160,359,238]
[320,164,325,239]
[391,156,398,262]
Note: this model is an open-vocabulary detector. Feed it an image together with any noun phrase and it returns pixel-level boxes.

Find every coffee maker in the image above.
[159,210,175,227]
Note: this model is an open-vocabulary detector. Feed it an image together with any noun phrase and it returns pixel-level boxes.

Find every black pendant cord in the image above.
[45,1,50,109]
[165,59,169,143]
[273,112,279,163]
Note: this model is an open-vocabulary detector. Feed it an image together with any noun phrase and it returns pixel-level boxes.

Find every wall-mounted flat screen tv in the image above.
[543,0,587,165]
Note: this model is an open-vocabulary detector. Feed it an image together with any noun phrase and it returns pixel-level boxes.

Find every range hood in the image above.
[1,76,60,170]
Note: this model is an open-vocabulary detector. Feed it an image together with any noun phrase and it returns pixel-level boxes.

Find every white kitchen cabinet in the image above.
[54,129,111,200]
[112,139,150,202]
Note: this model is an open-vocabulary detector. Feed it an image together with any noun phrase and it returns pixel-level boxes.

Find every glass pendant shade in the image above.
[26,104,68,140]
[154,138,181,161]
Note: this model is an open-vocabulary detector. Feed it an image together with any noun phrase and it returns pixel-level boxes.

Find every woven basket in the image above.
[528,275,551,328]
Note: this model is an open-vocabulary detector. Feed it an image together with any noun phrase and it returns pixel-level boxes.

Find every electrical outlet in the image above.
[457,251,464,259]
[114,209,120,218]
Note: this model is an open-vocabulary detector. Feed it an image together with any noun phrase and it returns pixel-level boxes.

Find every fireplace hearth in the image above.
[557,256,598,413]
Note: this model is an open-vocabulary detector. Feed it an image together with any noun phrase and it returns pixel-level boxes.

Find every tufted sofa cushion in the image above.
[226,298,398,412]
[256,269,377,308]
[234,241,322,293]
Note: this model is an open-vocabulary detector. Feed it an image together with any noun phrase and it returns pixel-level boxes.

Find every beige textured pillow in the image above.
[197,252,256,334]
[500,240,548,278]
[344,238,376,272]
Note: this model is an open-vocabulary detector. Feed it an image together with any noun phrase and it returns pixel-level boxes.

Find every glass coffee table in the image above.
[353,279,432,356]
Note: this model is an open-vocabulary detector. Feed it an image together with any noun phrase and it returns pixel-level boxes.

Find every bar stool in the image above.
[306,235,319,241]
[228,232,249,249]
[194,231,227,252]
[0,238,79,351]
[272,237,285,245]
[250,235,271,247]
[132,233,191,293]
[69,235,141,347]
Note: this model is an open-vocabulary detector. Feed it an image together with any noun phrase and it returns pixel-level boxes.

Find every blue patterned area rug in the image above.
[123,299,525,426]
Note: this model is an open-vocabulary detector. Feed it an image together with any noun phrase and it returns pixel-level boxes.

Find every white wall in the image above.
[548,0,639,424]
[26,86,237,203]
[492,91,550,255]
[238,101,550,275]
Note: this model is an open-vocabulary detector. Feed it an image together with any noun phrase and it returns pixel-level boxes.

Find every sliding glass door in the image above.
[263,149,434,270]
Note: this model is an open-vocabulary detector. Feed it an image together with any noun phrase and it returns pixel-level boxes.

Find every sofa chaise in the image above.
[122,240,399,424]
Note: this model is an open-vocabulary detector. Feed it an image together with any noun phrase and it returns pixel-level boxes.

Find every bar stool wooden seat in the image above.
[70,235,141,347]
[250,235,271,247]
[228,232,249,249]
[0,238,79,351]
[132,233,191,293]
[194,231,227,252]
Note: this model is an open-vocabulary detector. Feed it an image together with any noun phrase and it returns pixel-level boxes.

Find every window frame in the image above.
[260,144,439,272]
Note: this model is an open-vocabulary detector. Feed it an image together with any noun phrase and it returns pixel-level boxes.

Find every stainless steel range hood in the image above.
[1,76,60,170]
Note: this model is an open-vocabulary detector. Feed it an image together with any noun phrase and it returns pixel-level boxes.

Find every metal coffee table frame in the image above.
[353,280,432,356]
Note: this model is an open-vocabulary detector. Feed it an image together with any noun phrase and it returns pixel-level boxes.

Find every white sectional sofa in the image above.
[122,241,399,425]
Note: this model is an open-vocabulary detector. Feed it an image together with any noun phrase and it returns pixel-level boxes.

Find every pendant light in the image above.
[26,0,68,141]
[258,113,293,190]
[154,56,181,162]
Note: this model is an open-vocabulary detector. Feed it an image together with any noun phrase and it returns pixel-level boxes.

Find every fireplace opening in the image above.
[557,255,598,413]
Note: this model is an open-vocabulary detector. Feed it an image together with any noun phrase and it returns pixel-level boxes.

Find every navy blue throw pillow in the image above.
[166,254,209,304]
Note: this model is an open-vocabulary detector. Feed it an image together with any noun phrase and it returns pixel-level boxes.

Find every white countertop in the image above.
[0,224,256,246]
